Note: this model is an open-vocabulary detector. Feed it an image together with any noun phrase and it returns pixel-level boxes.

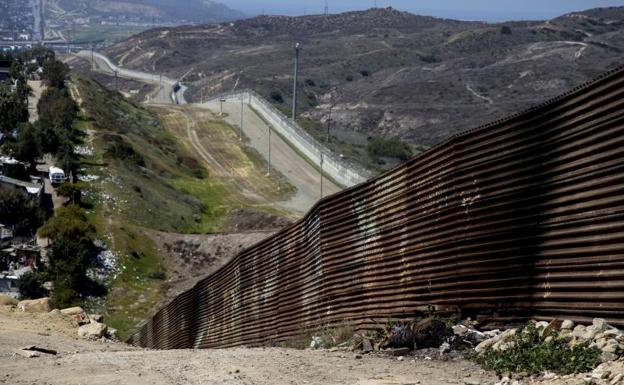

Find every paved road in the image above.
[199,99,341,213]
[74,50,187,104]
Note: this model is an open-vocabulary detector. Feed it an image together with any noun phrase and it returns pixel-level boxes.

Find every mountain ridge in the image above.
[105,6,624,169]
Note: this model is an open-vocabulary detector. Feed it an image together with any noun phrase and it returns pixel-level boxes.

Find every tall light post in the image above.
[327,88,336,143]
[267,125,272,176]
[320,152,324,199]
[239,97,244,141]
[292,42,301,122]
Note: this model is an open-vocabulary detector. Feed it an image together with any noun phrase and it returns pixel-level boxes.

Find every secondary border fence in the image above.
[131,65,624,349]
[207,89,372,187]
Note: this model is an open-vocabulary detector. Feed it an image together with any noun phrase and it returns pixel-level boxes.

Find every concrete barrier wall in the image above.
[131,66,624,349]
[209,90,372,187]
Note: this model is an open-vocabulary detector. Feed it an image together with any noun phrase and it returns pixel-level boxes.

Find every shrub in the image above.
[474,323,601,375]
[501,25,512,35]
[17,271,48,299]
[270,90,284,103]
[105,142,145,166]
[367,136,412,161]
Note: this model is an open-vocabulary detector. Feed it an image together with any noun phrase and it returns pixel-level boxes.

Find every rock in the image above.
[439,342,451,355]
[475,337,497,353]
[600,352,618,363]
[603,329,621,338]
[60,307,84,316]
[560,329,573,342]
[48,309,61,316]
[17,298,50,313]
[397,356,404,361]
[106,328,117,339]
[602,339,619,353]
[89,314,104,323]
[354,354,362,359]
[310,336,323,349]
[561,320,575,330]
[360,339,373,353]
[591,369,610,380]
[77,322,108,339]
[593,319,608,333]
[453,325,469,336]
[535,321,549,329]
[610,373,623,385]
[463,378,481,385]
[544,371,557,379]
[0,294,18,306]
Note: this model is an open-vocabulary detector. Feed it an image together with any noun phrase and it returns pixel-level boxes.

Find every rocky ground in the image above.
[3,296,624,385]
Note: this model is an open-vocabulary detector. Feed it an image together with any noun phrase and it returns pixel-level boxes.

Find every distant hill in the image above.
[56,0,245,24]
[105,7,624,168]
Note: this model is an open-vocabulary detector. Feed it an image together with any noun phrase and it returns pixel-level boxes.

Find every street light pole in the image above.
[292,42,301,121]
[320,152,324,199]
[240,97,244,141]
[268,125,272,175]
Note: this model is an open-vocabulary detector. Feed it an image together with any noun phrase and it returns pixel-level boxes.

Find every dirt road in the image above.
[200,100,342,214]
[0,326,496,385]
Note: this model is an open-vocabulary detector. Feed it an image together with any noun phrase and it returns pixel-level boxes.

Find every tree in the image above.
[13,123,41,166]
[38,205,96,308]
[0,82,28,133]
[41,59,69,89]
[0,186,45,236]
[36,88,78,153]
[17,271,49,299]
[56,182,85,204]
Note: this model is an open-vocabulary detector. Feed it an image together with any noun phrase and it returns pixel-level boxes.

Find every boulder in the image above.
[106,327,117,340]
[593,318,608,332]
[561,320,575,330]
[475,337,497,353]
[60,307,85,316]
[601,339,619,354]
[17,298,51,313]
[0,294,18,306]
[78,322,108,339]
[89,314,104,323]
[309,336,324,349]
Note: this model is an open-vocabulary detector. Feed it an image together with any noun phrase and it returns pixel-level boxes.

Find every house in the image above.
[0,175,44,203]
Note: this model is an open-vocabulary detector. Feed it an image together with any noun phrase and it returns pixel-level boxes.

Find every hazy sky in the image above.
[223,0,624,21]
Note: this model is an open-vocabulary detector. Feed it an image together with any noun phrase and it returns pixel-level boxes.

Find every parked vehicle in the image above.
[49,166,65,184]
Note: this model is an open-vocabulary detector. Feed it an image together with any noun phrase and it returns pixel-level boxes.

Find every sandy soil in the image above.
[148,230,275,303]
[0,328,497,385]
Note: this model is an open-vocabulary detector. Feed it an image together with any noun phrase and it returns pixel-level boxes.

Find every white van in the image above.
[49,166,65,184]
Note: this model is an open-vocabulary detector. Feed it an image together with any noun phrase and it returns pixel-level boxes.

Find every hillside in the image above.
[106,7,624,169]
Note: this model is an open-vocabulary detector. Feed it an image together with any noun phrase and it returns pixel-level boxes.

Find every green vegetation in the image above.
[38,205,99,308]
[0,186,45,236]
[17,270,49,300]
[474,323,601,375]
[367,135,413,162]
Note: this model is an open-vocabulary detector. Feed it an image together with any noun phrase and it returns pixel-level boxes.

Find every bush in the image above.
[367,136,412,161]
[474,323,601,375]
[270,90,284,103]
[0,186,45,236]
[17,271,48,299]
[105,142,145,166]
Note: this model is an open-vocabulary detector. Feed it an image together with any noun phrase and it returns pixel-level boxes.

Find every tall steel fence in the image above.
[131,65,624,349]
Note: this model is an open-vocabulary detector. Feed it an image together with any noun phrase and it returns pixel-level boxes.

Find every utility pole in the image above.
[91,44,94,71]
[292,42,301,122]
[267,125,272,175]
[324,0,329,15]
[239,97,244,141]
[114,70,118,91]
[320,152,324,199]
[327,89,335,143]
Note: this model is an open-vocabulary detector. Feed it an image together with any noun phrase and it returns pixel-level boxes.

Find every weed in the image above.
[473,322,601,375]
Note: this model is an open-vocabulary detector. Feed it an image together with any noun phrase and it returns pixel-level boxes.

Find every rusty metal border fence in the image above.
[131,65,624,349]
